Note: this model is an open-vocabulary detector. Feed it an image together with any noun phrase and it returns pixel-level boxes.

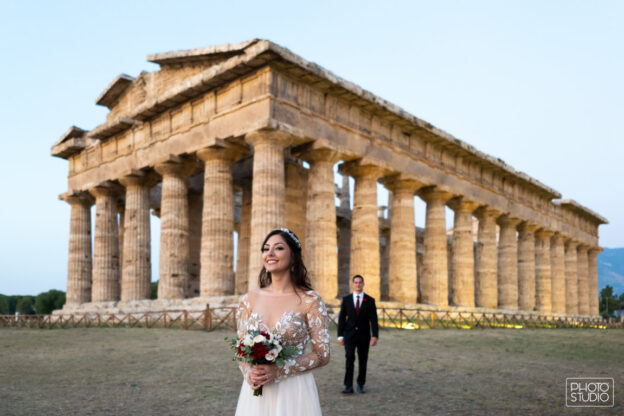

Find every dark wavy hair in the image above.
[258,229,313,292]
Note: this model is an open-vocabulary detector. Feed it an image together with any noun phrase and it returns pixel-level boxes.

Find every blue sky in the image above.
[1,1,622,295]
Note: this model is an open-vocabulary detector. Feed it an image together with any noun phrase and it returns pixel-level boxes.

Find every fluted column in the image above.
[339,160,384,300]
[550,233,566,314]
[577,244,590,315]
[118,205,125,274]
[155,157,196,299]
[474,207,500,309]
[286,161,308,257]
[60,191,94,304]
[564,239,579,315]
[301,147,341,300]
[417,187,453,306]
[187,189,202,297]
[497,214,521,310]
[535,229,554,313]
[246,131,292,290]
[588,247,602,317]
[119,172,153,301]
[518,222,539,311]
[235,179,252,295]
[384,176,422,304]
[447,197,478,307]
[89,182,122,302]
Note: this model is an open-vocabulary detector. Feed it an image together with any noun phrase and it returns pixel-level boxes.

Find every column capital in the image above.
[245,129,293,148]
[339,158,387,179]
[474,206,502,220]
[292,139,345,164]
[550,232,567,244]
[447,196,479,213]
[118,169,159,188]
[496,213,522,227]
[379,173,424,192]
[564,238,580,249]
[59,190,94,206]
[196,140,249,163]
[154,155,197,178]
[417,186,454,203]
[89,181,124,198]
[588,246,604,255]
[517,221,540,233]
[577,243,591,252]
[535,228,555,239]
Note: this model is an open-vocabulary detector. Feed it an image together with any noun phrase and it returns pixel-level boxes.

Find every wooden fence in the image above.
[1,306,622,331]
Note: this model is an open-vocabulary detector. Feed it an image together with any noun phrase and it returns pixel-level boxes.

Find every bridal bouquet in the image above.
[227,329,298,396]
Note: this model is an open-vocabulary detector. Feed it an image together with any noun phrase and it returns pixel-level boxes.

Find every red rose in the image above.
[251,343,269,360]
[259,330,271,340]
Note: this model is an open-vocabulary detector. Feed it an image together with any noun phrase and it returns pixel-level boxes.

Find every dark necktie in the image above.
[355,295,360,315]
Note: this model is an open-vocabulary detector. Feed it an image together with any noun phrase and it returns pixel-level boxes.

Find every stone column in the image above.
[577,244,590,315]
[118,205,125,274]
[187,189,202,297]
[474,207,500,309]
[496,214,521,310]
[588,247,602,317]
[517,222,539,311]
[197,144,245,296]
[417,187,453,306]
[60,191,94,305]
[564,239,579,315]
[155,157,196,299]
[89,182,122,302]
[235,179,252,295]
[550,233,566,314]
[246,131,292,290]
[384,176,422,304]
[535,229,554,313]
[339,160,384,300]
[301,147,341,300]
[446,198,478,307]
[285,161,308,256]
[337,216,352,296]
[119,172,153,301]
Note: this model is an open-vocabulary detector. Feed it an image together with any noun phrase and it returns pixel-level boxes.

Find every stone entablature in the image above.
[52,39,607,317]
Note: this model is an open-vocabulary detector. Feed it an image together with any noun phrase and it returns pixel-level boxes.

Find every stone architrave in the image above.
[119,171,155,301]
[154,157,196,299]
[447,197,479,307]
[339,160,385,300]
[577,244,590,315]
[235,179,252,295]
[474,207,500,309]
[89,182,123,302]
[517,222,539,311]
[417,187,453,307]
[384,175,423,304]
[550,233,566,314]
[564,239,579,315]
[587,247,602,317]
[535,229,554,313]
[496,214,521,310]
[187,189,203,297]
[285,161,308,257]
[197,144,246,296]
[246,131,292,290]
[60,191,94,305]
[300,147,341,301]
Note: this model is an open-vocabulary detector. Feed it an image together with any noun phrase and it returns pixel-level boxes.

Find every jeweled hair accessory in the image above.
[279,228,301,249]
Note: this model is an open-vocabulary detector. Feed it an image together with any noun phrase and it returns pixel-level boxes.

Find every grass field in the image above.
[1,327,622,415]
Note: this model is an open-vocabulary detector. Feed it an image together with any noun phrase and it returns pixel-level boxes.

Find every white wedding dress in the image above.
[235,290,330,416]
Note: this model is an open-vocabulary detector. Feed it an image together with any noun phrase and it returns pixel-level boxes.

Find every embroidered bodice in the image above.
[236,289,330,382]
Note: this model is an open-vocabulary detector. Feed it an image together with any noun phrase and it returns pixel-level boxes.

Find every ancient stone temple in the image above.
[51,39,607,317]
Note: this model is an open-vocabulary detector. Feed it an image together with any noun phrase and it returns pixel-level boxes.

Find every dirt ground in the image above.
[1,327,622,415]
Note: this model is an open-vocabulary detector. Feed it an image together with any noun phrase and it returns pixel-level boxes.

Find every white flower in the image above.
[243,335,254,347]
[265,349,278,361]
[253,334,267,344]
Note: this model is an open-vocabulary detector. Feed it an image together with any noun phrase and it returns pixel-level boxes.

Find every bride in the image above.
[235,228,330,416]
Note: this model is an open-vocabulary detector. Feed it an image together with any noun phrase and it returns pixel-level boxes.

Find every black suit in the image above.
[338,293,379,387]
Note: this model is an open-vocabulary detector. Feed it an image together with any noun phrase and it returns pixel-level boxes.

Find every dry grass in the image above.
[1,327,623,415]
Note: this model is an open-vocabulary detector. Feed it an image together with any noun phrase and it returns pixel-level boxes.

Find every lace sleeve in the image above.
[236,293,252,384]
[276,291,330,382]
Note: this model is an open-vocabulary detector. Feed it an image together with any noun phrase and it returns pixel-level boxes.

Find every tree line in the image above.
[599,285,624,319]
[0,290,66,315]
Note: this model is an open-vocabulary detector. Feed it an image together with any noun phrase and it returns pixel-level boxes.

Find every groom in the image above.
[337,274,379,394]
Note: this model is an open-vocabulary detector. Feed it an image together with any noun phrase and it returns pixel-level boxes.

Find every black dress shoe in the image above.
[342,386,354,394]
[357,384,366,393]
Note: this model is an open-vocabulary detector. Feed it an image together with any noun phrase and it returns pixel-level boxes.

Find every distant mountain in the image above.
[598,248,624,295]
